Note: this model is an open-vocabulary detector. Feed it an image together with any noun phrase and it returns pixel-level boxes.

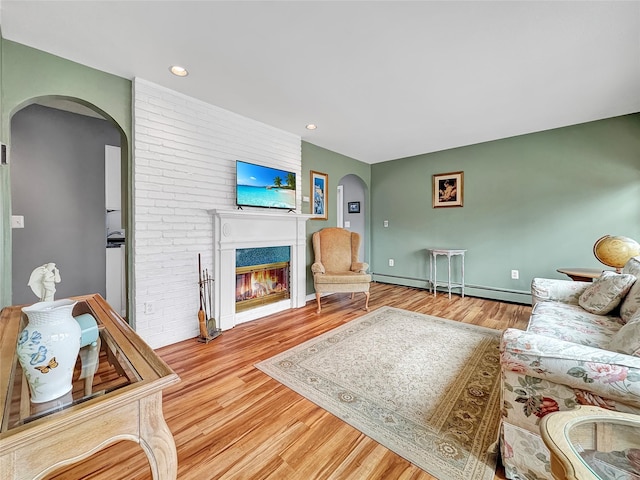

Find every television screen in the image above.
[236,160,297,210]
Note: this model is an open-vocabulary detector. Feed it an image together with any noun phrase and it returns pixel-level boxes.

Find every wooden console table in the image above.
[0,294,180,479]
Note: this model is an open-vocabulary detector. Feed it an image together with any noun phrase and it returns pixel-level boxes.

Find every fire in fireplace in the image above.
[236,262,290,312]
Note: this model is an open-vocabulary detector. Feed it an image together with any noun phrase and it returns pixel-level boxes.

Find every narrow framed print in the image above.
[433,171,463,208]
[347,201,360,214]
[310,170,328,220]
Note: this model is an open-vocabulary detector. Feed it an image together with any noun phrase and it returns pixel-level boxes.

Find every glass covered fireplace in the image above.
[235,247,290,313]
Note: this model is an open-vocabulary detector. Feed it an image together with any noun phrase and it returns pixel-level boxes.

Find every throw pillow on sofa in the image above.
[621,256,640,322]
[578,271,636,315]
[607,310,640,356]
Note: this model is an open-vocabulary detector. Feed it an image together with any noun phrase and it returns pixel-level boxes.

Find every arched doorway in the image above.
[9,97,127,311]
[338,174,368,261]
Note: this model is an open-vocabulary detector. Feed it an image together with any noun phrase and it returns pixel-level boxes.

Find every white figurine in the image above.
[28,263,61,301]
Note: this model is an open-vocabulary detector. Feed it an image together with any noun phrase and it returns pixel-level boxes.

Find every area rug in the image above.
[255,306,501,480]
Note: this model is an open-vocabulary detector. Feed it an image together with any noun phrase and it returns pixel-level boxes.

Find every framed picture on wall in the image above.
[310,170,328,220]
[348,201,360,213]
[433,171,463,208]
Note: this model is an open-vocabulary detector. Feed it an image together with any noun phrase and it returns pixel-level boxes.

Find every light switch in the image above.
[344,221,351,228]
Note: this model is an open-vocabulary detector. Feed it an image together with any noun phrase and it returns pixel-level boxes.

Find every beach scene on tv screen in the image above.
[237,161,296,209]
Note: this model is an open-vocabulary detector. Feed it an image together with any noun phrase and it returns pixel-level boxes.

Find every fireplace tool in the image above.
[197,254,208,339]
[204,269,216,330]
[197,255,220,343]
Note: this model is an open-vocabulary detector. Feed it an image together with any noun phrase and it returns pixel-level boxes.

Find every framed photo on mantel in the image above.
[310,171,328,220]
[433,171,463,208]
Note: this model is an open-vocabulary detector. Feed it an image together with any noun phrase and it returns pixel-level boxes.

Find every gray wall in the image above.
[11,104,120,304]
[340,174,367,259]
[370,114,640,303]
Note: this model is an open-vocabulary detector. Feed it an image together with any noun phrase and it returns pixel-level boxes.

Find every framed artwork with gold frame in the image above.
[433,171,463,208]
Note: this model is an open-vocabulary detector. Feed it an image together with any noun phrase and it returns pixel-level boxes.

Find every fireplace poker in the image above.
[197,254,208,338]
[204,268,211,321]
[206,269,215,330]
[201,267,208,320]
[203,268,209,317]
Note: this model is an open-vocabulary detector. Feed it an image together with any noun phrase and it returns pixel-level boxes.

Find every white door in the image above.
[336,185,344,227]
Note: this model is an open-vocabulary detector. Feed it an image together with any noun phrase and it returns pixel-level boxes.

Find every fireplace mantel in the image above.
[209,209,314,330]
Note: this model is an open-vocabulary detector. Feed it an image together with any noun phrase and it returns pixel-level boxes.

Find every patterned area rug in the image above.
[255,306,501,480]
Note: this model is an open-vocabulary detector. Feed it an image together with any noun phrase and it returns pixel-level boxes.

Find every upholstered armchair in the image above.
[311,228,371,313]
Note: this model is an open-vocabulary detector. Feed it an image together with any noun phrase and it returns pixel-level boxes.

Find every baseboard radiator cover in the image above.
[370,273,531,304]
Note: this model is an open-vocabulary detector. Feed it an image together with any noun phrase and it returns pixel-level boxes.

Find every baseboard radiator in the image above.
[371,273,531,304]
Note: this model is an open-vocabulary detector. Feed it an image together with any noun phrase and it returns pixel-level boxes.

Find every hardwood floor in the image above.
[47,283,531,480]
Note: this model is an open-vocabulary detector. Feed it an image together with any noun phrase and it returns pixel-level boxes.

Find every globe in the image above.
[593,235,640,271]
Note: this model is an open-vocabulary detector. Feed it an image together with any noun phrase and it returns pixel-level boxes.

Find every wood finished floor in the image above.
[47,282,531,480]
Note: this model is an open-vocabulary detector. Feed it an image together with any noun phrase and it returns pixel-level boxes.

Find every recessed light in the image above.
[169,65,189,77]
[306,124,317,130]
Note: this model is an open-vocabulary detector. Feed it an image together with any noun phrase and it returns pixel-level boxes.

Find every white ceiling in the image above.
[2,1,639,164]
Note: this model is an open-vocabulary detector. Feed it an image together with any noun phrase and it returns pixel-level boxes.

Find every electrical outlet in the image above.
[511,270,519,280]
[11,215,24,228]
[144,302,154,314]
[389,259,394,267]
[383,220,389,228]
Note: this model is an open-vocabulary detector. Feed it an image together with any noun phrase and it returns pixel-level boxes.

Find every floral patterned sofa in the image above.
[499,256,640,480]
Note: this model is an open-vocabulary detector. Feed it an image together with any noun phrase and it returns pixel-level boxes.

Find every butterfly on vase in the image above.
[29,345,47,365]
[35,357,59,374]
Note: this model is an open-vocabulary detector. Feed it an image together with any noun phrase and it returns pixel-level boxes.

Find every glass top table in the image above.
[0,294,180,479]
[3,307,141,430]
[541,405,640,480]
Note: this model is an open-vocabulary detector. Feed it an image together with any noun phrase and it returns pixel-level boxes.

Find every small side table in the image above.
[556,268,609,282]
[540,405,640,480]
[428,248,466,299]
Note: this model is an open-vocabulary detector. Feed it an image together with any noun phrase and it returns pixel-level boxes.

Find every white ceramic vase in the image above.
[17,299,81,403]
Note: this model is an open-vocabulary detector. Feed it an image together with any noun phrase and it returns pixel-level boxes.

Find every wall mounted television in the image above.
[236,160,297,211]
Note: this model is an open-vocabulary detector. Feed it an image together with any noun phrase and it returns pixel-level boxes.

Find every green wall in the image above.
[0,38,132,308]
[370,114,640,303]
[2,37,638,309]
[301,142,371,295]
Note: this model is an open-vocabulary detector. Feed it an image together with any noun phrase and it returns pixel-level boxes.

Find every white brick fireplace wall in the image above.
[133,78,301,348]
